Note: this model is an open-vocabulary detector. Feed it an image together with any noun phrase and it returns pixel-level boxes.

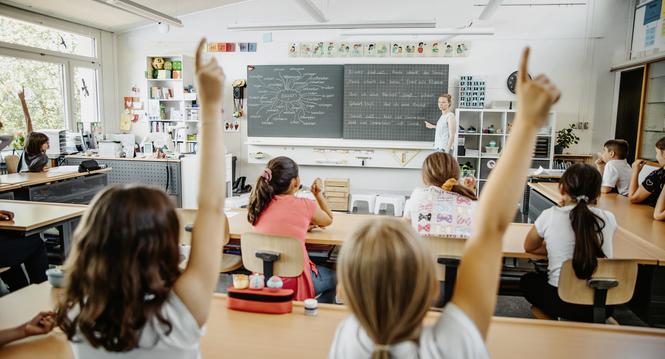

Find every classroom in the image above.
[0,0,664,358]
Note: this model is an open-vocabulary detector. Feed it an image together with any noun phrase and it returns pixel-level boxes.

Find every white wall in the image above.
[115,0,630,193]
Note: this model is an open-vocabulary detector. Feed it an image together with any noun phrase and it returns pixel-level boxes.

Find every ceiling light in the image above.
[93,0,183,27]
[227,19,436,31]
[341,27,495,37]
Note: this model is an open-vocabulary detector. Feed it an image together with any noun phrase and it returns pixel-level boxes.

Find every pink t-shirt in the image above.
[252,194,317,300]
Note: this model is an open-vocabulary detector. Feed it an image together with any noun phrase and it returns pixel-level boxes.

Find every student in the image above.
[403,152,477,238]
[628,136,665,208]
[330,48,560,358]
[521,164,617,322]
[0,312,55,347]
[595,139,631,195]
[424,94,457,153]
[248,156,336,302]
[55,38,227,358]
[0,210,48,292]
[18,132,49,172]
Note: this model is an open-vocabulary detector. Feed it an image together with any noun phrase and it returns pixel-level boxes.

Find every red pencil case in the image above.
[227,287,294,314]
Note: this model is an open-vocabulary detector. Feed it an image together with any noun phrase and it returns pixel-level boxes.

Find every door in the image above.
[615,67,644,163]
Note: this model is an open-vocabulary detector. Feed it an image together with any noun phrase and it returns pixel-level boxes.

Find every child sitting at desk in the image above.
[330,47,560,358]
[403,151,477,238]
[18,132,49,172]
[247,156,336,302]
[595,139,631,196]
[629,137,665,214]
[54,39,227,358]
[521,164,617,322]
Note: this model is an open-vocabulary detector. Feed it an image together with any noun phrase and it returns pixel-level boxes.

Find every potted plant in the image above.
[10,131,25,154]
[555,124,579,154]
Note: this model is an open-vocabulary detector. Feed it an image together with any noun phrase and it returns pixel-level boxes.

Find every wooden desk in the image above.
[2,283,665,359]
[176,209,660,264]
[0,168,110,204]
[0,168,110,189]
[0,200,86,255]
[528,182,665,263]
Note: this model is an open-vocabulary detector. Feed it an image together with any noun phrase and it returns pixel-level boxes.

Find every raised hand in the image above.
[311,178,323,196]
[195,38,225,107]
[632,159,646,173]
[516,48,560,128]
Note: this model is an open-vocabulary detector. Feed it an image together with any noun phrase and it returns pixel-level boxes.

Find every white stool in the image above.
[374,195,405,217]
[350,193,377,214]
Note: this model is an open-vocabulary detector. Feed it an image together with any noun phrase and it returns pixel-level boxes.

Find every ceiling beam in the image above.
[294,0,328,22]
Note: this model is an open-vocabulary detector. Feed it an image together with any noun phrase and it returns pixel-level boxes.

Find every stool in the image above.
[350,194,377,214]
[374,195,405,216]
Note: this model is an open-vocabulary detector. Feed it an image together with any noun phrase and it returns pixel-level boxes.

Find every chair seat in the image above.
[221,254,243,273]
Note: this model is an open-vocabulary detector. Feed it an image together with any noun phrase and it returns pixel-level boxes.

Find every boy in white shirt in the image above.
[595,139,632,196]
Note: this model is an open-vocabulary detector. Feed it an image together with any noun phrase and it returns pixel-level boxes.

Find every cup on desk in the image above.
[179,244,191,264]
[46,268,65,288]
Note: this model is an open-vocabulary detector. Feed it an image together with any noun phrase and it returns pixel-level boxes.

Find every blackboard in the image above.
[247,65,344,138]
[343,64,449,141]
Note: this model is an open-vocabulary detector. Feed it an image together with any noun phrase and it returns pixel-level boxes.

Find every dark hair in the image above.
[247,156,299,225]
[25,132,49,156]
[560,164,606,279]
[422,152,477,201]
[604,139,629,160]
[656,136,665,151]
[56,186,181,352]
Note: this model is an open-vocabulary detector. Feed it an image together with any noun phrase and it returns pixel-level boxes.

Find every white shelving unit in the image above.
[455,108,556,193]
[145,55,199,154]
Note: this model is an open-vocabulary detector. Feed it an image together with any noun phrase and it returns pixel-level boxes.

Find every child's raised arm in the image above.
[174,38,228,326]
[451,48,560,337]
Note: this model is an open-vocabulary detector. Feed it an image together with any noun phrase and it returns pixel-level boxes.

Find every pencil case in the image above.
[227,287,294,314]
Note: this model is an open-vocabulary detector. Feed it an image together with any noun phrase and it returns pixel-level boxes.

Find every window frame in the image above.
[0,5,104,131]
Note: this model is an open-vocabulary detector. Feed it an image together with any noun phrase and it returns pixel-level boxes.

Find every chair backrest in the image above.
[558,259,638,305]
[420,236,466,281]
[5,155,19,174]
[240,232,304,277]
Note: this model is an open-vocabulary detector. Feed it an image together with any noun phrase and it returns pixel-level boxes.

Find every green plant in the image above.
[10,131,25,151]
[555,124,580,150]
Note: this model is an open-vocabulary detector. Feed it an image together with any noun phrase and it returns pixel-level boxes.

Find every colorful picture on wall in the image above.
[430,41,442,56]
[365,42,377,57]
[351,43,364,57]
[248,43,257,52]
[300,42,313,57]
[313,42,324,57]
[375,42,389,57]
[238,43,248,52]
[325,41,336,57]
[337,42,351,57]
[288,42,299,57]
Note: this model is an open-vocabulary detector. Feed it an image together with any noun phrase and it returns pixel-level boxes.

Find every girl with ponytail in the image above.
[247,156,336,302]
[404,151,477,238]
[521,163,618,322]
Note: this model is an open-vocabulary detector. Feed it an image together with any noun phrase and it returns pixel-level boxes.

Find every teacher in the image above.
[424,93,457,153]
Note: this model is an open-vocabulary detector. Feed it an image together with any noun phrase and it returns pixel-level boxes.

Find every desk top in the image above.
[66,155,181,163]
[177,208,658,264]
[0,200,86,232]
[0,168,111,192]
[528,182,665,263]
[1,283,664,359]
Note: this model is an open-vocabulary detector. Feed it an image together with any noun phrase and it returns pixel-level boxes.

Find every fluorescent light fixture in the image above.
[478,0,503,21]
[341,27,495,37]
[93,0,183,27]
[227,19,436,31]
[295,0,328,22]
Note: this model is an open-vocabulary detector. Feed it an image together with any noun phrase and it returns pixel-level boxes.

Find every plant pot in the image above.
[554,145,564,155]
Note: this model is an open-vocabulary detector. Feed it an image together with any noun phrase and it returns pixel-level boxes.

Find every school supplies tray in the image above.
[227,287,294,314]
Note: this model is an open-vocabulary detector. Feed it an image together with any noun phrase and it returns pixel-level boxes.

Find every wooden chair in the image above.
[535,259,638,324]
[5,154,19,174]
[184,223,241,273]
[240,232,304,283]
[421,236,466,305]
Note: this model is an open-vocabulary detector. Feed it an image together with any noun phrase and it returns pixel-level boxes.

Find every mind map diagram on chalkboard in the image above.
[247,65,344,138]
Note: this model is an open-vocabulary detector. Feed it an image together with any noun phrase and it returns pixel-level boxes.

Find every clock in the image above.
[506,70,531,94]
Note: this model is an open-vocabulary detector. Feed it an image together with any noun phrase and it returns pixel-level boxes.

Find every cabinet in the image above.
[639,61,665,160]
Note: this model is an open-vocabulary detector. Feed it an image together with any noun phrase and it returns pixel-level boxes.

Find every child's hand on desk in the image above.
[516,48,561,127]
[308,224,321,232]
[0,210,14,221]
[310,178,323,196]
[195,38,225,106]
[24,311,55,337]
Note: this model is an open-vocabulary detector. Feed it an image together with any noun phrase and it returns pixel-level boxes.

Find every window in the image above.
[72,65,100,125]
[0,15,96,58]
[0,55,66,135]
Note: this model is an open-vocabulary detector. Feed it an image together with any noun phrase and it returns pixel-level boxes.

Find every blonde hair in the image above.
[338,218,437,359]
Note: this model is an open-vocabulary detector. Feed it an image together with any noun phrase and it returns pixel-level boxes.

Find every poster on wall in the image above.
[645,0,662,24]
[646,23,657,47]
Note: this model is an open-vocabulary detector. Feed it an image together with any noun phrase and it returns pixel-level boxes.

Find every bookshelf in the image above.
[455,108,556,193]
[145,55,199,153]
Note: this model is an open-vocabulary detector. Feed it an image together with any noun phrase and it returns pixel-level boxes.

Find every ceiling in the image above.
[0,0,247,32]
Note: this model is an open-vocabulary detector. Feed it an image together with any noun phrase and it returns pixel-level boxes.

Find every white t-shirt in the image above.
[404,186,476,238]
[329,303,489,359]
[71,292,203,359]
[534,205,617,287]
[434,112,455,151]
[602,159,632,196]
